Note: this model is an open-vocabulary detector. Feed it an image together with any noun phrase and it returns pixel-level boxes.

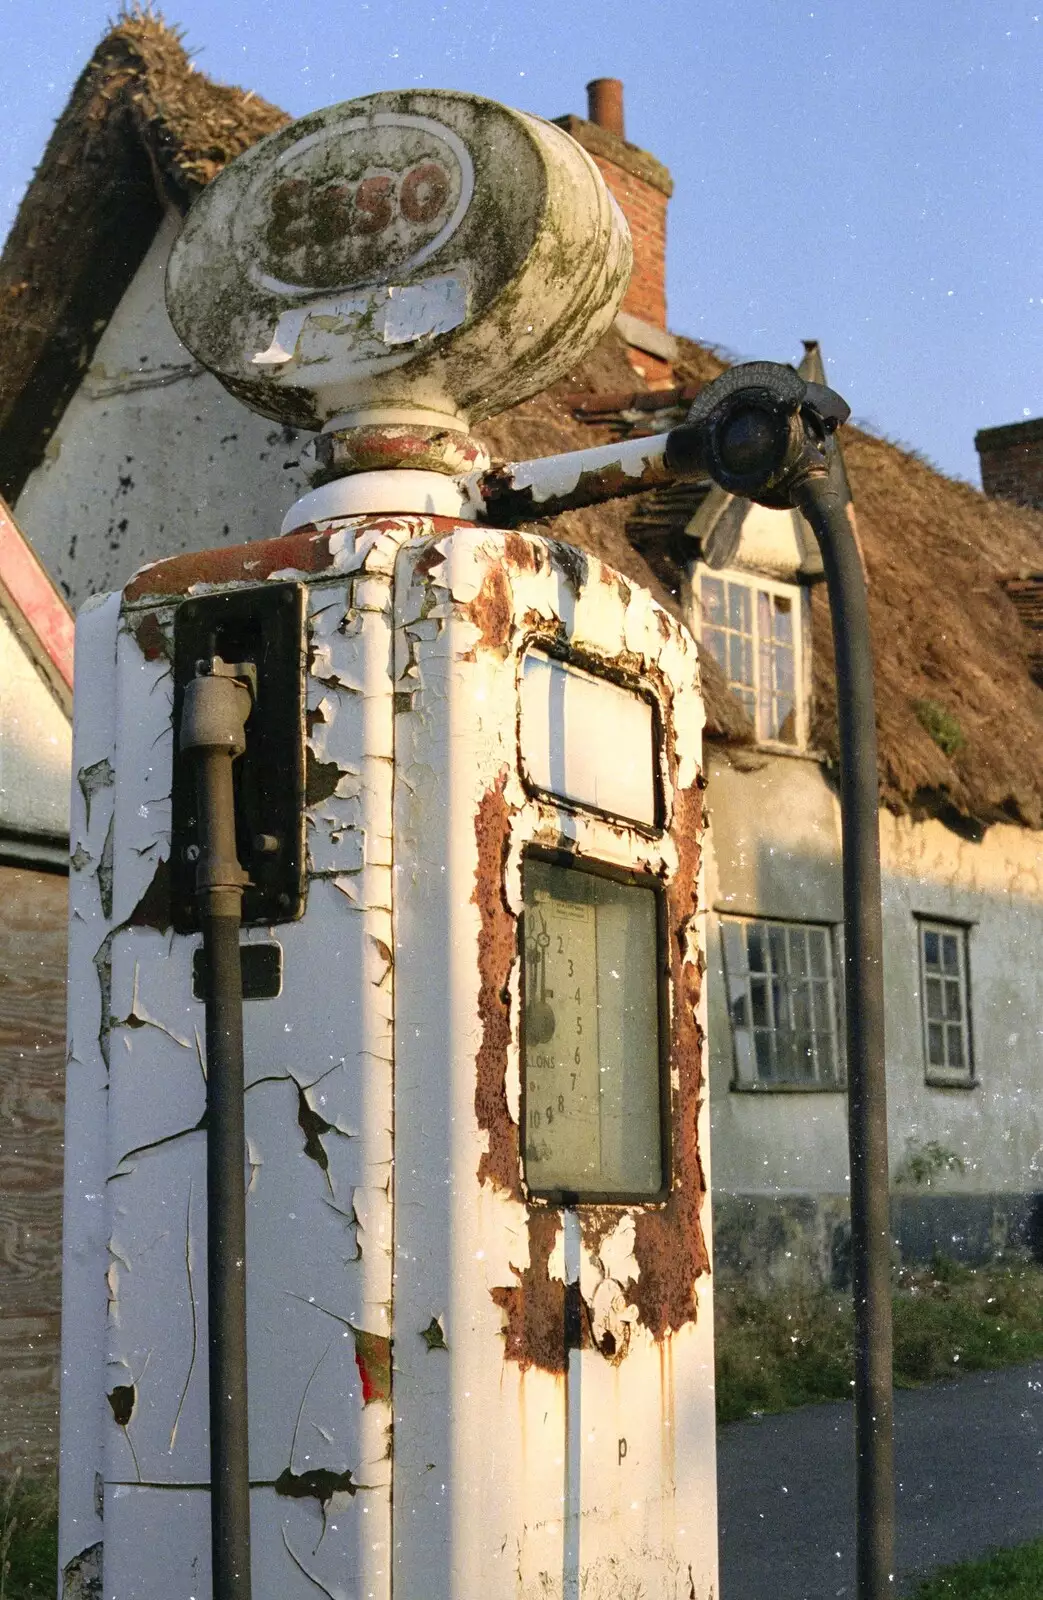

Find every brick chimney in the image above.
[975,417,1043,509]
[555,80,676,387]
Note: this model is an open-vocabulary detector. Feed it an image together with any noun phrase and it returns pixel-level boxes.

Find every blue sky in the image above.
[2,0,1042,485]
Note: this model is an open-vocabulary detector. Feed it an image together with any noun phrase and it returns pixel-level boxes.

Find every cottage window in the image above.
[721,916,842,1089]
[917,920,973,1085]
[699,570,804,746]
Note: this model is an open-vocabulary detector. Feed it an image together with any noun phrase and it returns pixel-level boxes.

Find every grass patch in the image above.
[715,1257,1043,1424]
[0,1471,57,1600]
[908,1536,1043,1598]
[913,699,966,757]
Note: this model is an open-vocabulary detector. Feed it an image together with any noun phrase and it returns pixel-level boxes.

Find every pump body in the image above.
[61,512,715,1600]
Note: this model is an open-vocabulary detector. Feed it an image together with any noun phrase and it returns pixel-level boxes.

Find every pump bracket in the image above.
[171,582,307,932]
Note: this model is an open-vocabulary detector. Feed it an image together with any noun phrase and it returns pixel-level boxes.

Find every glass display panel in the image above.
[522,856,663,1197]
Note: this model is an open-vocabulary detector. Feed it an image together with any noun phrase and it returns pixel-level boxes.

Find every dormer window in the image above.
[698,569,807,748]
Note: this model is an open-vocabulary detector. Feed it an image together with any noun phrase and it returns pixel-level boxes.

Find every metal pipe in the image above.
[467,432,677,522]
[674,362,895,1600]
[180,665,255,1600]
[796,468,895,1600]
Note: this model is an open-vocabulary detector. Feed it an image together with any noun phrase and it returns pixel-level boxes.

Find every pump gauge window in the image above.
[522,856,665,1199]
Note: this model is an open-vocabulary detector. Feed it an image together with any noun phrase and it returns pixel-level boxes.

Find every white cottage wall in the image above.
[705,745,1043,1286]
[14,211,310,609]
[0,608,69,845]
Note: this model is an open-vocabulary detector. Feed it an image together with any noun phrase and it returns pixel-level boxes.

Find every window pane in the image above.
[730,582,751,633]
[816,1032,836,1080]
[788,929,807,976]
[730,632,748,684]
[920,923,971,1080]
[701,576,725,624]
[722,919,746,976]
[773,594,794,644]
[774,1028,797,1080]
[812,982,832,1030]
[774,696,797,745]
[704,626,727,671]
[723,917,841,1089]
[775,646,794,694]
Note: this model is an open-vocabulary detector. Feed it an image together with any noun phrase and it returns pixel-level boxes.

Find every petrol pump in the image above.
[58,91,719,1600]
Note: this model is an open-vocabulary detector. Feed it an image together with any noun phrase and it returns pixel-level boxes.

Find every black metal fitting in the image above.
[665,361,850,509]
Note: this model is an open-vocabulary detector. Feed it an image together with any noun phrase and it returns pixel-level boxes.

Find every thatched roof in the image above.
[0,12,287,500]
[5,16,1043,828]
[597,375,1043,831]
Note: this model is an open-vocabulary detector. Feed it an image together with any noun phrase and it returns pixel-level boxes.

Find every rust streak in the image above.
[472,773,518,1194]
[491,1211,567,1376]
[128,610,170,662]
[466,563,513,654]
[630,775,710,1338]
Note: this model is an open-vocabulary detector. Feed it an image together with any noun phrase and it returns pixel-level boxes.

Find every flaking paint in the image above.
[62,512,717,1600]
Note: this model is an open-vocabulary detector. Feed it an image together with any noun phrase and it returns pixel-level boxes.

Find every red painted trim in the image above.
[0,499,74,689]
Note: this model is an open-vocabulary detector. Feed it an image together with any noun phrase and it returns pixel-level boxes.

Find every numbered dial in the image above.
[522,858,664,1199]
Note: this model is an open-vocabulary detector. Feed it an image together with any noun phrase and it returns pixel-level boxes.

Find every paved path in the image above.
[717,1361,1043,1598]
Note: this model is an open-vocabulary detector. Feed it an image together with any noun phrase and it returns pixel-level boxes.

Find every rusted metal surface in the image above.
[123,526,339,600]
[470,433,678,525]
[470,684,710,1367]
[124,515,470,602]
[629,777,710,1337]
[316,424,490,481]
[472,775,520,1196]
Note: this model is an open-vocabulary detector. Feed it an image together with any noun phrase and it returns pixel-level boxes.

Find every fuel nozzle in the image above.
[665,361,851,509]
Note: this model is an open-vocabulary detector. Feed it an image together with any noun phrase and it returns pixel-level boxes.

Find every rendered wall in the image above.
[705,746,1043,1284]
[15,212,310,610]
[0,606,69,843]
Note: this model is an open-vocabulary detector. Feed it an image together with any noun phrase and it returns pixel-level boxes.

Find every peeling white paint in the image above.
[63,516,716,1599]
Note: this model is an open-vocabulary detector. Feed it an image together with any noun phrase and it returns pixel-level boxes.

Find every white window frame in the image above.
[916,918,975,1087]
[695,566,810,750]
[720,914,844,1091]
